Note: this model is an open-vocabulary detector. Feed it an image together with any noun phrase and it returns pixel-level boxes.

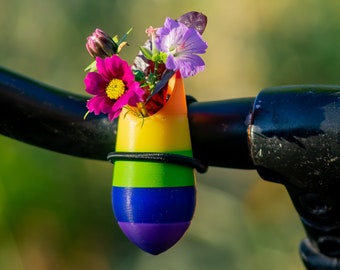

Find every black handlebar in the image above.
[0,67,116,160]
[0,66,254,169]
[248,85,340,269]
[1,66,340,270]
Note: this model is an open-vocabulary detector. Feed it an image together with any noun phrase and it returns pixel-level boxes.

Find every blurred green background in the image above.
[1,0,340,269]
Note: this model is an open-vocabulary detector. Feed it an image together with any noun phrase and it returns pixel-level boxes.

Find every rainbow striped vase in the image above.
[111,75,196,255]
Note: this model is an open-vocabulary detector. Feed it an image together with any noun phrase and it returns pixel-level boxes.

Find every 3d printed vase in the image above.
[111,74,196,255]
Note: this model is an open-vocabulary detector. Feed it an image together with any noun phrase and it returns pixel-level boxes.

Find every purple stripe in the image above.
[118,221,191,255]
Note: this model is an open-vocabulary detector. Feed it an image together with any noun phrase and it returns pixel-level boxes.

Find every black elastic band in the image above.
[107,152,207,173]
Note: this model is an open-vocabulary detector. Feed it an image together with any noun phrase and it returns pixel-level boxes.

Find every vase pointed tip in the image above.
[118,222,191,255]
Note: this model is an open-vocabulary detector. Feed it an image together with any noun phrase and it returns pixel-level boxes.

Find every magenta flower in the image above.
[155,17,208,78]
[85,55,144,120]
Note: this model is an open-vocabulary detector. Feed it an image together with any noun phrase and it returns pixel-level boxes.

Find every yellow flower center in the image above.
[106,78,125,100]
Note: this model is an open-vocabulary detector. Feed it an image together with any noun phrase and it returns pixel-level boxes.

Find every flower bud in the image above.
[86,28,118,58]
[177,11,207,35]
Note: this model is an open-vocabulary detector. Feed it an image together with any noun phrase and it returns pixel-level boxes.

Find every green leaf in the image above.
[133,69,146,82]
[117,27,133,47]
[84,60,97,72]
[139,46,153,60]
[152,51,167,63]
[146,69,175,102]
[112,35,119,43]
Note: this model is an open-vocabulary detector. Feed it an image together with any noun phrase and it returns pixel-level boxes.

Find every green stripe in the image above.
[112,150,195,187]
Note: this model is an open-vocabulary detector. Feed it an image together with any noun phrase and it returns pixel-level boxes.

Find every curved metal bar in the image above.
[0,66,255,169]
[0,67,117,160]
[188,97,254,169]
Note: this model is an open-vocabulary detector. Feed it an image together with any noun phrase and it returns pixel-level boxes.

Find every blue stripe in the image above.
[112,186,196,223]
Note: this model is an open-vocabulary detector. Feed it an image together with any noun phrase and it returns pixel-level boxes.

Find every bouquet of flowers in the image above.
[84,11,207,121]
[84,11,208,255]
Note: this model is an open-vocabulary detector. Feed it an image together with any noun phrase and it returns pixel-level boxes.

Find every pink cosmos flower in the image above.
[155,17,208,78]
[85,55,144,120]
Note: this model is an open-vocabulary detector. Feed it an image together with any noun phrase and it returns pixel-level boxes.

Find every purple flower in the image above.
[155,17,208,78]
[85,55,144,120]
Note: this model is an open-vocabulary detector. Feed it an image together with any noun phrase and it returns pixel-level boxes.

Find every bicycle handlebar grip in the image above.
[0,67,116,160]
[248,85,340,265]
